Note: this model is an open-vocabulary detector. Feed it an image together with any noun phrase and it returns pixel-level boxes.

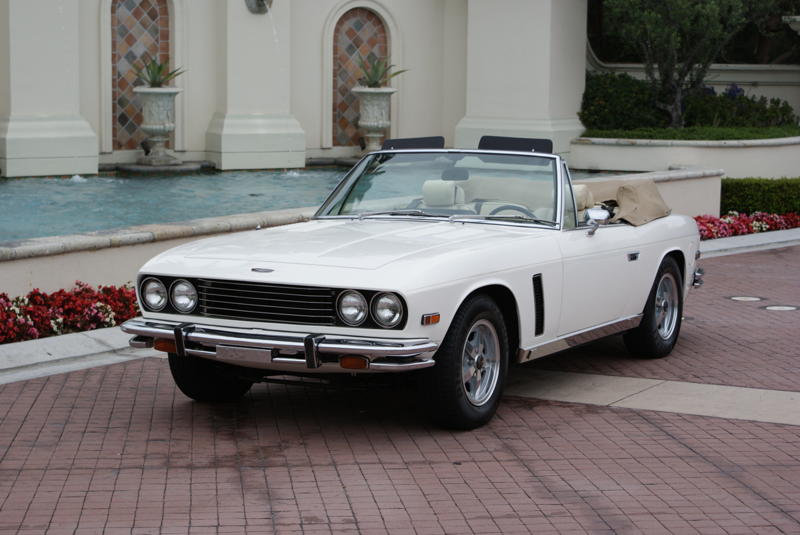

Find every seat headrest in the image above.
[573,184,595,211]
[423,180,464,207]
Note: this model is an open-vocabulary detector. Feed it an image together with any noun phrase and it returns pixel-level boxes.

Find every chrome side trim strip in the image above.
[517,315,642,363]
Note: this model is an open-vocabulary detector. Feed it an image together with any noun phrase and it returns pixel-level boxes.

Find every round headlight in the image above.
[337,290,368,326]
[170,279,198,313]
[371,292,404,328]
[142,278,168,311]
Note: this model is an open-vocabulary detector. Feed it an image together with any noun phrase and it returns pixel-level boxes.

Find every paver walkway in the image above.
[0,246,798,534]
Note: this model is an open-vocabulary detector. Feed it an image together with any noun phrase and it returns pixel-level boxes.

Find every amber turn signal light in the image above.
[154,339,177,353]
[421,313,440,325]
[339,356,369,370]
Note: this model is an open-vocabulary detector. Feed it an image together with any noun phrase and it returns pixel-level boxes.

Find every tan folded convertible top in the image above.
[578,179,671,226]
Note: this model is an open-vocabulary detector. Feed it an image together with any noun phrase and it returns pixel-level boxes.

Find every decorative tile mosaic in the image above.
[332,9,388,147]
[112,0,170,150]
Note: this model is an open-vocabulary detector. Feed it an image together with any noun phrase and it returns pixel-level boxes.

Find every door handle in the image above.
[627,251,640,261]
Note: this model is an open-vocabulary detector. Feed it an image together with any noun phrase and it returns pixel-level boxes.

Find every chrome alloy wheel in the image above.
[655,272,679,340]
[461,319,501,406]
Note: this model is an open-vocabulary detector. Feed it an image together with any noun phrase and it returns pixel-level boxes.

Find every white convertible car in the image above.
[122,136,703,429]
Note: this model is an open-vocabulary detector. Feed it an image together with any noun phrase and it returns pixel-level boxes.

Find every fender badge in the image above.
[251,268,275,273]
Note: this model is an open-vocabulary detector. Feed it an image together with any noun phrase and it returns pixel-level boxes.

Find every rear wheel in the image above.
[168,353,253,401]
[427,294,509,429]
[624,256,683,358]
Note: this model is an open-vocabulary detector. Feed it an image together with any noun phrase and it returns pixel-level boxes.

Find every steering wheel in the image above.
[488,204,537,219]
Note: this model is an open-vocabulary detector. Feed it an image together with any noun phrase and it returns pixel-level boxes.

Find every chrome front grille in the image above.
[196,278,338,325]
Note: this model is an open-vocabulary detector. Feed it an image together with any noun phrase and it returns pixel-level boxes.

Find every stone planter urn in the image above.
[352,86,396,152]
[133,86,182,166]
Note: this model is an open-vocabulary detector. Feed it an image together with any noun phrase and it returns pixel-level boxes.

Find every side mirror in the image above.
[586,207,611,236]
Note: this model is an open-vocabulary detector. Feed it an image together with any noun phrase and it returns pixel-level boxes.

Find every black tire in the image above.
[624,256,683,359]
[168,353,253,402]
[427,294,509,429]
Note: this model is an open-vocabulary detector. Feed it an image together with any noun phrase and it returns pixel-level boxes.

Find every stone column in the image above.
[0,0,97,177]
[205,0,305,169]
[454,0,587,155]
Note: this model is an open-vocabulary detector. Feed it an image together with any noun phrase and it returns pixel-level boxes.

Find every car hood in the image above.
[147,218,549,272]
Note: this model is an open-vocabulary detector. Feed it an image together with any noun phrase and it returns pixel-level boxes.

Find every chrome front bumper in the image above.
[121,318,438,373]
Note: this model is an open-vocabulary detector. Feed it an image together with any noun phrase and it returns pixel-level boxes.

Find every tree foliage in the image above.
[605,0,747,127]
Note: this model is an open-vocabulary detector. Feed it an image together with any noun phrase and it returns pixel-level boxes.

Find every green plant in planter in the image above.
[356,56,407,88]
[133,56,185,87]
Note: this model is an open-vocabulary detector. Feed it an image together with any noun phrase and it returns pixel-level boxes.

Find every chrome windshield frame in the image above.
[314,148,564,230]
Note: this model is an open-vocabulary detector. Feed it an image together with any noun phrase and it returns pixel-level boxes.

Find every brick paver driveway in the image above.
[1,246,799,534]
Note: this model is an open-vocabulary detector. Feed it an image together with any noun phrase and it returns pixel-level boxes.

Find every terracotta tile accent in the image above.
[332,8,388,147]
[111,0,171,151]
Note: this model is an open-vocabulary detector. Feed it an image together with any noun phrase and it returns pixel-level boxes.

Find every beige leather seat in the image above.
[573,184,595,223]
[422,180,465,208]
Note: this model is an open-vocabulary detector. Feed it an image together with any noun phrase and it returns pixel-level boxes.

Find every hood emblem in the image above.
[251,267,274,273]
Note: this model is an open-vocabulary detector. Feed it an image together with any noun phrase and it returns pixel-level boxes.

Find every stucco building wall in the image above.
[3,0,797,178]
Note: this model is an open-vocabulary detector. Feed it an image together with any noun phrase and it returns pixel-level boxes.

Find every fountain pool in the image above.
[0,167,618,243]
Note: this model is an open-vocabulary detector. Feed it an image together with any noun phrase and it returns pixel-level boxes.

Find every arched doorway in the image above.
[111,0,171,150]
[332,8,388,147]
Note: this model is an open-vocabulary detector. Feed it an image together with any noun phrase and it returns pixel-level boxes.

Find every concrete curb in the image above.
[699,227,800,257]
[0,326,137,383]
[0,230,797,384]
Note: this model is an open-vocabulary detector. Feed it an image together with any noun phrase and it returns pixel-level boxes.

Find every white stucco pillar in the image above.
[454,0,587,154]
[205,0,305,169]
[0,0,97,177]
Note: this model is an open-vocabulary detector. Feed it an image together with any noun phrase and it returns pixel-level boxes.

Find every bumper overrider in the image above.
[121,318,438,373]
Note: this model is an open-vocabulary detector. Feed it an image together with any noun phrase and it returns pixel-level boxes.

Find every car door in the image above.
[556,167,640,336]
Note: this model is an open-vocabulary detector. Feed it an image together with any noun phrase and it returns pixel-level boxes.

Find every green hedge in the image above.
[721,178,800,214]
[579,73,667,130]
[582,125,800,140]
[579,72,799,131]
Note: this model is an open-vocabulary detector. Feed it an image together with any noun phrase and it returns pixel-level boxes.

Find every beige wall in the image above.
[0,2,9,117]
[0,0,97,177]
[570,137,800,179]
[72,0,470,163]
[454,0,588,154]
[290,0,467,152]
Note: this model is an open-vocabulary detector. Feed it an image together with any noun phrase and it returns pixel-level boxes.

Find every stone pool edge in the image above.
[0,206,314,261]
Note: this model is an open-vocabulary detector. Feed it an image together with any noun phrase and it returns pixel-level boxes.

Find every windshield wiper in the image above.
[356,209,442,220]
[449,214,556,226]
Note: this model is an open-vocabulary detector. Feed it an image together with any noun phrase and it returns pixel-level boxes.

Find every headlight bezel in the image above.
[336,290,369,327]
[170,279,198,314]
[141,277,168,312]
[370,292,404,329]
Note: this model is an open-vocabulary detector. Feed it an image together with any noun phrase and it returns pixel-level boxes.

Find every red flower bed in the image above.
[694,211,800,240]
[0,282,139,344]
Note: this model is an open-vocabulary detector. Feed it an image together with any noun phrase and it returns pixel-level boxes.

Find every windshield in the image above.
[317,151,559,225]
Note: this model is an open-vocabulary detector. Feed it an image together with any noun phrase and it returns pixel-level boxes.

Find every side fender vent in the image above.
[533,274,544,336]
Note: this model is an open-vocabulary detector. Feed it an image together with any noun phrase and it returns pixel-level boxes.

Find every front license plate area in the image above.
[216,345,271,368]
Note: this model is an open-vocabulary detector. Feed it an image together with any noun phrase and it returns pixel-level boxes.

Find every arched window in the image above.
[111,0,170,150]
[332,8,388,147]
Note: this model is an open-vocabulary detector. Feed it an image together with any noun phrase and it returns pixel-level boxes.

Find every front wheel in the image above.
[168,353,254,402]
[624,256,683,358]
[427,295,509,429]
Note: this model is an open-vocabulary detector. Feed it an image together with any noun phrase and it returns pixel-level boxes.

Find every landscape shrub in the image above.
[581,125,800,140]
[721,178,800,214]
[579,73,668,130]
[694,211,800,240]
[684,85,798,127]
[0,282,139,344]
[580,73,799,134]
